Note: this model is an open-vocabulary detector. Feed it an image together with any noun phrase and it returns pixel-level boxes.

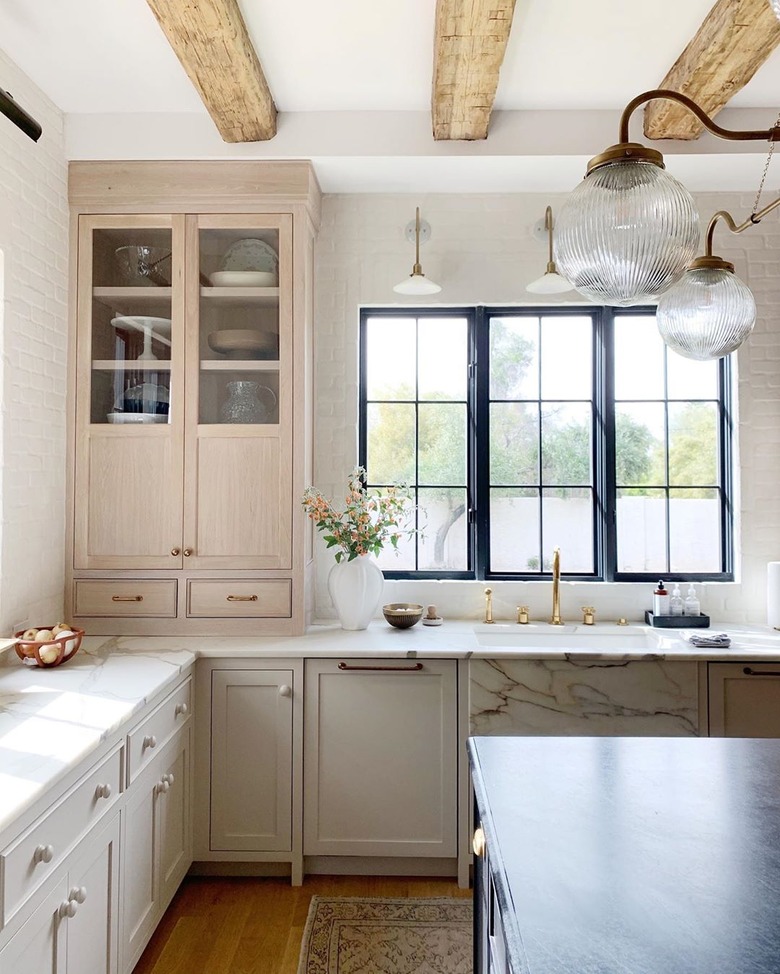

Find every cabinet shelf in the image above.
[93,360,172,371]
[200,287,279,306]
[93,287,172,316]
[199,360,279,371]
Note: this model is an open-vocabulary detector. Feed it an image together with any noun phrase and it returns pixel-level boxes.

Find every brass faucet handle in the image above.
[581,606,596,626]
[517,605,530,625]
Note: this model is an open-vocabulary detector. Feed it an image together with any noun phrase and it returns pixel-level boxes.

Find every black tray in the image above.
[645,610,710,628]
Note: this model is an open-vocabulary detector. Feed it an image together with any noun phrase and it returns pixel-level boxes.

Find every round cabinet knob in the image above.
[175,702,189,717]
[279,684,292,698]
[143,735,157,750]
[183,548,193,557]
[472,826,486,858]
[162,772,175,787]
[170,547,181,557]
[34,844,54,864]
[95,783,112,800]
[69,886,87,904]
[59,899,77,919]
[156,779,170,795]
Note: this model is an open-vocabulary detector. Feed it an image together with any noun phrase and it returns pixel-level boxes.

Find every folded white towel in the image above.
[685,632,731,648]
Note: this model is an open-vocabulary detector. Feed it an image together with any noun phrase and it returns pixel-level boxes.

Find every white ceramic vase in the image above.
[327,554,384,630]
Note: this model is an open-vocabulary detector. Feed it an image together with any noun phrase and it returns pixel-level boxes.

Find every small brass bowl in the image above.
[382,603,424,629]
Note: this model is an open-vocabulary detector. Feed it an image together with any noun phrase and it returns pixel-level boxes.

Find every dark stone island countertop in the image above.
[469,735,780,974]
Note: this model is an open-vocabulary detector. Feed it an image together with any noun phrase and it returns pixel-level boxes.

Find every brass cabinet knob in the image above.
[183,547,193,557]
[170,547,180,556]
[472,826,486,857]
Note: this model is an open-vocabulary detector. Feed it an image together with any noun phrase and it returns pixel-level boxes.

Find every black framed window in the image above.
[360,306,733,582]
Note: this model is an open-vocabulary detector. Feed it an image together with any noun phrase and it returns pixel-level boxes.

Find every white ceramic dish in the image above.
[220,238,278,273]
[107,412,169,424]
[110,315,172,337]
[209,270,277,287]
[207,329,277,359]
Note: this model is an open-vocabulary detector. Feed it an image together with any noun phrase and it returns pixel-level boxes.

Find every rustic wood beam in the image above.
[432,0,517,141]
[644,0,780,141]
[145,0,277,143]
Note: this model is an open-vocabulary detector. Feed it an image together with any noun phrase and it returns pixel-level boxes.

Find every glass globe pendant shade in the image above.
[772,0,780,19]
[555,157,700,306]
[656,261,756,361]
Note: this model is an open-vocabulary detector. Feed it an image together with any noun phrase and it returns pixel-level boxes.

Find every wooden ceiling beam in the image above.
[432,0,517,141]
[145,0,276,143]
[644,0,780,141]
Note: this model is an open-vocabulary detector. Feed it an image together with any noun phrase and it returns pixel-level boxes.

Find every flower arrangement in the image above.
[302,467,416,563]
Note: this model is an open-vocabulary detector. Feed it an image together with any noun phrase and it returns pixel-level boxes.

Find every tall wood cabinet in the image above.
[66,163,320,634]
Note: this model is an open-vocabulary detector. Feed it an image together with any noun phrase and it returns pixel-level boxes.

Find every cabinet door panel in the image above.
[191,433,290,568]
[74,431,183,569]
[0,879,66,974]
[210,670,293,852]
[66,815,120,974]
[304,659,457,857]
[709,662,780,736]
[158,740,191,905]
[121,775,156,966]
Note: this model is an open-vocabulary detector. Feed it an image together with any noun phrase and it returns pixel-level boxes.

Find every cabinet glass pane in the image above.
[90,227,173,425]
[199,227,280,425]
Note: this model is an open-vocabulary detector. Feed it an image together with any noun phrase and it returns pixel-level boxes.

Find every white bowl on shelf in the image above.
[207,329,278,359]
[209,271,277,287]
[107,412,169,424]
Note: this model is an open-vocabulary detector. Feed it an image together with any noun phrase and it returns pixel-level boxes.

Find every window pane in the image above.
[417,487,468,571]
[418,403,467,485]
[418,318,467,400]
[614,316,665,400]
[490,402,539,485]
[616,488,667,573]
[615,403,665,487]
[366,402,415,483]
[490,488,539,573]
[490,317,538,400]
[669,489,720,573]
[667,353,718,401]
[365,317,416,400]
[668,403,717,486]
[542,487,594,573]
[375,493,417,572]
[541,402,592,486]
[540,316,592,400]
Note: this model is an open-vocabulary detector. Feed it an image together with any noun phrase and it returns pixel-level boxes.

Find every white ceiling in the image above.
[1,0,779,192]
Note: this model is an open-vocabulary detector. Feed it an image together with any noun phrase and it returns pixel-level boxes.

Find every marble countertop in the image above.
[1,618,779,841]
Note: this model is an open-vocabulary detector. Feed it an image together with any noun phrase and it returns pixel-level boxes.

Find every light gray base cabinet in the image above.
[303,658,459,858]
[708,661,780,736]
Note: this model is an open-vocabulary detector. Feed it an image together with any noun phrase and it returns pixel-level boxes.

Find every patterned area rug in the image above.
[297,896,473,974]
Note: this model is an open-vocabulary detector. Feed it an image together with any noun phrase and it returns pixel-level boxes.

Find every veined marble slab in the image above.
[470,657,700,737]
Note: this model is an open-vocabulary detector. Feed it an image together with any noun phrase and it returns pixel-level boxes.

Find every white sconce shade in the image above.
[656,263,756,361]
[393,207,441,295]
[555,158,700,306]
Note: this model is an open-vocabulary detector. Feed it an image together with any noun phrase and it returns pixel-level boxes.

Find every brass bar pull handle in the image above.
[743,667,780,677]
[227,595,258,602]
[112,595,143,602]
[337,662,424,672]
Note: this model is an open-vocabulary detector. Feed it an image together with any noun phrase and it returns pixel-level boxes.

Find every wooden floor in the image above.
[132,875,472,974]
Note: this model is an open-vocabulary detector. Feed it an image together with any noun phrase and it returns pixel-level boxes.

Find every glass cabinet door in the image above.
[196,224,282,425]
[87,221,178,426]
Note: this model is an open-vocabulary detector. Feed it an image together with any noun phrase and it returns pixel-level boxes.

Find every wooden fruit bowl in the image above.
[13,627,85,668]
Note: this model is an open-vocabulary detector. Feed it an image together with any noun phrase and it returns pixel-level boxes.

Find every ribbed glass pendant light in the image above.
[656,259,756,360]
[555,157,700,306]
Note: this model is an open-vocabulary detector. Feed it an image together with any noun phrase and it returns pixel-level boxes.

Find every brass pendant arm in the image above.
[544,205,554,264]
[705,195,780,257]
[618,89,780,146]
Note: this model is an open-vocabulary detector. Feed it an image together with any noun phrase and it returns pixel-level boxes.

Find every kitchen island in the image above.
[469,735,780,974]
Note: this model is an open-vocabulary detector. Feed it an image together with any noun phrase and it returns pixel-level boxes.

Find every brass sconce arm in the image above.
[617,89,780,146]
[703,196,780,258]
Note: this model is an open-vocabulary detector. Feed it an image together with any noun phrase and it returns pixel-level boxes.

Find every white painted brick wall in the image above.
[0,49,68,633]
[313,191,780,625]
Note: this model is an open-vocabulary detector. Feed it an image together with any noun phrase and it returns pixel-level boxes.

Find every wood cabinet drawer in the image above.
[127,678,191,784]
[73,579,177,618]
[0,746,122,926]
[186,579,291,618]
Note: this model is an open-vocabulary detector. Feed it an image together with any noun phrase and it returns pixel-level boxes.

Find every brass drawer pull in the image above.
[226,594,259,602]
[337,662,424,672]
[112,595,143,602]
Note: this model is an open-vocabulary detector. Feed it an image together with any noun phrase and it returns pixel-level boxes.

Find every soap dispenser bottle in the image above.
[670,584,684,617]
[653,580,670,617]
[683,584,700,617]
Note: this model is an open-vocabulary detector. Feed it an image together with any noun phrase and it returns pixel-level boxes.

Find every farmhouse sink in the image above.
[472,623,661,650]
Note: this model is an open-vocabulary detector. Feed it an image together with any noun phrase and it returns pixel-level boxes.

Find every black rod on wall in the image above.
[0,86,41,142]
